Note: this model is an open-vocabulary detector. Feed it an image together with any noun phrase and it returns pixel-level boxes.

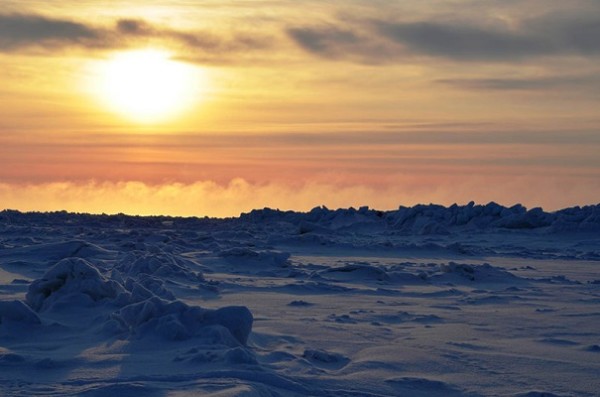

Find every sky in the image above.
[1,0,599,217]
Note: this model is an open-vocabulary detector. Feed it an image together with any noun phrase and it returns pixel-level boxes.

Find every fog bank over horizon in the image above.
[1,177,598,217]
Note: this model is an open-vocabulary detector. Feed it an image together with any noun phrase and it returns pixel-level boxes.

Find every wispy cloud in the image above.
[3,6,599,66]
[372,21,547,61]
[0,13,272,63]
[287,11,600,63]
[0,13,102,51]
[114,18,271,57]
[288,25,361,59]
[436,75,600,92]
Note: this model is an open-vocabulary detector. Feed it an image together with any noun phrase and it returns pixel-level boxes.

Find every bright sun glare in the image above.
[97,49,201,123]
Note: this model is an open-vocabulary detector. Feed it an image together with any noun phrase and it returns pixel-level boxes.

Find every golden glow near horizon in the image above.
[1,1,599,215]
[93,49,204,123]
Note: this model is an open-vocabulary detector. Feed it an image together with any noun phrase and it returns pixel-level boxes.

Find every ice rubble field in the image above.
[0,203,599,397]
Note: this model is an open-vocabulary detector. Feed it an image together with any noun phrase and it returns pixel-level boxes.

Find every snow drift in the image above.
[0,204,598,396]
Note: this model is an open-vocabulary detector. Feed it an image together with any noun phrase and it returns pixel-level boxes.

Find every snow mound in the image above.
[0,352,26,364]
[288,300,314,307]
[318,263,390,282]
[224,346,258,365]
[23,256,253,345]
[303,349,346,363]
[127,274,176,301]
[116,251,204,281]
[26,258,125,312]
[0,300,41,325]
[219,248,290,267]
[111,297,252,345]
[241,202,600,234]
[303,349,350,369]
[427,262,522,284]
[0,240,115,263]
[385,377,465,396]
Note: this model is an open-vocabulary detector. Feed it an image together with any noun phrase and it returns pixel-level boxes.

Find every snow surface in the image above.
[0,203,599,396]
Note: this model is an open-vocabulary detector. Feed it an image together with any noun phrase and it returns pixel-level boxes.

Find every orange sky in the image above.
[1,1,599,216]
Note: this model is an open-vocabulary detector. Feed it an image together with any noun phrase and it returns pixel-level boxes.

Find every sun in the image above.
[96,49,201,123]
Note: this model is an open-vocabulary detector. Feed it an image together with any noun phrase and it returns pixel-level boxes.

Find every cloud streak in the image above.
[288,11,600,63]
[0,13,101,51]
[114,18,271,56]
[0,13,271,62]
[4,5,599,65]
[436,75,600,92]
[373,21,547,61]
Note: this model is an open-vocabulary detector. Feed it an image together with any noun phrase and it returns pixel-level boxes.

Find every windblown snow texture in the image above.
[0,203,599,396]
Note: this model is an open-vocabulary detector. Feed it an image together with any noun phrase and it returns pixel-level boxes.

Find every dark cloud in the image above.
[0,13,270,62]
[0,13,102,51]
[3,9,598,65]
[435,74,600,98]
[114,19,272,63]
[288,26,359,57]
[288,12,600,62]
[373,21,550,61]
[112,18,223,51]
[525,12,600,56]
[115,19,155,36]
[436,76,592,91]
[438,77,559,91]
